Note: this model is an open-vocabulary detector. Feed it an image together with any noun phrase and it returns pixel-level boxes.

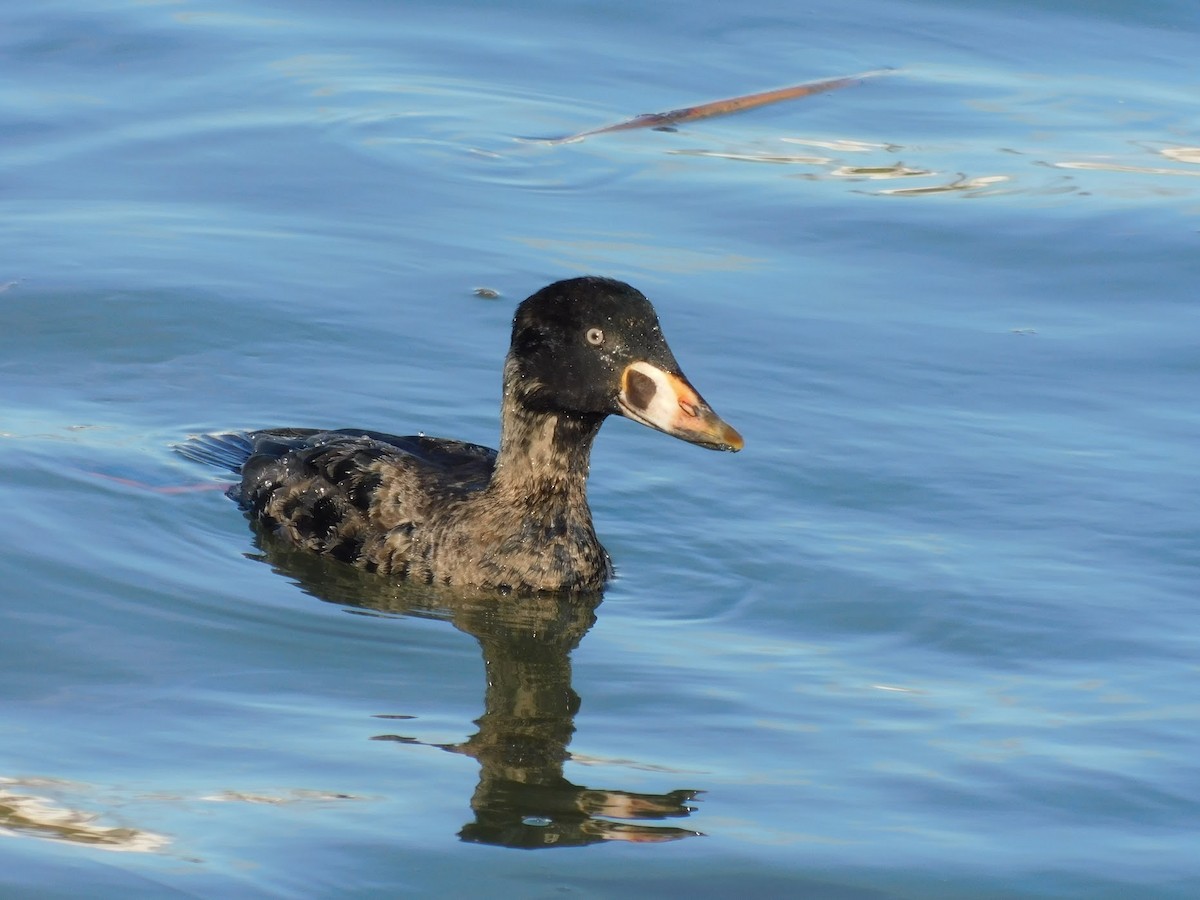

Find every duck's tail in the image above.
[174,431,255,474]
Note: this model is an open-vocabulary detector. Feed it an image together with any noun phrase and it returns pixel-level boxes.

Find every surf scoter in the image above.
[179,277,742,592]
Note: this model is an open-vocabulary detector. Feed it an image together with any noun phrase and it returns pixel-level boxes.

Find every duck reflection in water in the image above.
[251,524,703,849]
[177,278,736,846]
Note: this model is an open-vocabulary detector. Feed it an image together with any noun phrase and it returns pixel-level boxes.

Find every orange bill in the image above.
[617,361,743,452]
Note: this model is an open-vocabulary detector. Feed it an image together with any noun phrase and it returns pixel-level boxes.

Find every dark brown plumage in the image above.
[179,277,742,593]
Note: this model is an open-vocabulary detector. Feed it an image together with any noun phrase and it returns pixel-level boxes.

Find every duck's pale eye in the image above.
[585,327,605,346]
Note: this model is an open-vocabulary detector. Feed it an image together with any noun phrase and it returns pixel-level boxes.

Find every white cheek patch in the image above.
[621,360,687,430]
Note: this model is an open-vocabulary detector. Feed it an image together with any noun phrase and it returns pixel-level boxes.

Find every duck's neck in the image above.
[488,388,604,518]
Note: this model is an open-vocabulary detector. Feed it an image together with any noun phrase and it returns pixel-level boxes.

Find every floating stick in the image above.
[546,69,893,143]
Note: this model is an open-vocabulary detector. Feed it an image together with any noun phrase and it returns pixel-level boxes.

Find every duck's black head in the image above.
[506,276,743,452]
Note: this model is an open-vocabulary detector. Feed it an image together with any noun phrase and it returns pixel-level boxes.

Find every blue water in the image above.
[3,1,1198,897]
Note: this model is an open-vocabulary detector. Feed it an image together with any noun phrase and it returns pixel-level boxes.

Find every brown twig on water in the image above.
[546,69,893,143]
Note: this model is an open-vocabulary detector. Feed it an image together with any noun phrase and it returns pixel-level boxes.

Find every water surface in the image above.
[2,0,1198,897]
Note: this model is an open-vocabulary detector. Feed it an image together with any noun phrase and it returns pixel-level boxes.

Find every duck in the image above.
[179,276,742,593]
